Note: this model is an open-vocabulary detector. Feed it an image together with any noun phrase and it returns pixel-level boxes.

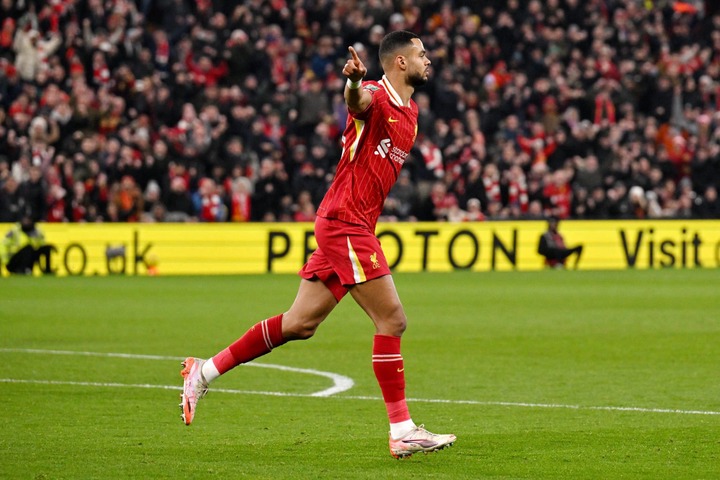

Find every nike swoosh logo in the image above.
[402,439,437,448]
[397,368,404,373]
[388,117,399,123]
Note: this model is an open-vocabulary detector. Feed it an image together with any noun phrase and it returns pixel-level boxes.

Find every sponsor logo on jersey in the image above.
[374,138,409,166]
[374,138,391,158]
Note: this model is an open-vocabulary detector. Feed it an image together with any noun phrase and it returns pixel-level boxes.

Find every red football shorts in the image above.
[299,216,391,301]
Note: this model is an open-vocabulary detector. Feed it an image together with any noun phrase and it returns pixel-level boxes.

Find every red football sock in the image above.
[212,314,286,375]
[372,334,411,423]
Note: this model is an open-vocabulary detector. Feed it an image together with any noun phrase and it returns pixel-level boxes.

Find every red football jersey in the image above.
[317,76,418,230]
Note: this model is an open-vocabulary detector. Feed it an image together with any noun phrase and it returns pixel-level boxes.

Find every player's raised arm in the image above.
[343,46,371,114]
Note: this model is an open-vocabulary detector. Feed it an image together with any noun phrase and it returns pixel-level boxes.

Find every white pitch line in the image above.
[340,394,720,416]
[1,348,718,417]
[0,378,333,398]
[0,347,353,398]
[1,378,719,416]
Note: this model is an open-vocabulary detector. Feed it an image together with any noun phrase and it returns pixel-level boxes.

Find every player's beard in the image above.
[409,71,429,88]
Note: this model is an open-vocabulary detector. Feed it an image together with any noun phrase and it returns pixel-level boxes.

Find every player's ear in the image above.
[397,55,407,70]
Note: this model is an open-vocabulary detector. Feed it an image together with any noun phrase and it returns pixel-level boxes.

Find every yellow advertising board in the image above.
[1,220,718,277]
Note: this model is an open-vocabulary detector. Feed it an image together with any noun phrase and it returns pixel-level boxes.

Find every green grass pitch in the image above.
[2,269,719,479]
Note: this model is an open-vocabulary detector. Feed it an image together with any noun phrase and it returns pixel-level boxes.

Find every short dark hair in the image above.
[379,30,419,65]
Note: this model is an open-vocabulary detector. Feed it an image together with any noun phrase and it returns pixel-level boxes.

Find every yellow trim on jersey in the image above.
[347,236,366,283]
[347,118,365,162]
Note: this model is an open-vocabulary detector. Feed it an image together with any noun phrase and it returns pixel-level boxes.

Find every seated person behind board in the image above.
[537,216,583,269]
[1,215,52,275]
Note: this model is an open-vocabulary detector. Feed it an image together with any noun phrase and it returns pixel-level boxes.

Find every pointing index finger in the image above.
[348,45,360,62]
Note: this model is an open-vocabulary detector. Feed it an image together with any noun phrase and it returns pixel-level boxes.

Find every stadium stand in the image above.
[0,0,718,223]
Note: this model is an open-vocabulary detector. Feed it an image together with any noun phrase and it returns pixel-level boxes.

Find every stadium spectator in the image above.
[292,189,316,222]
[0,176,22,222]
[192,177,225,222]
[465,197,486,221]
[228,175,252,222]
[384,169,418,221]
[13,28,61,81]
[420,180,458,221]
[694,184,720,217]
[537,216,584,269]
[251,157,289,221]
[109,175,143,222]
[164,176,194,222]
[18,164,46,222]
[141,179,164,223]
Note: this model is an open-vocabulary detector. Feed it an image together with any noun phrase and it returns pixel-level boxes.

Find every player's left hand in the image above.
[343,46,367,82]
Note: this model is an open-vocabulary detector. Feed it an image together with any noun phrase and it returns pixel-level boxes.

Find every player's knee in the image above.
[283,318,320,340]
[379,303,407,336]
[295,323,318,340]
[391,319,407,336]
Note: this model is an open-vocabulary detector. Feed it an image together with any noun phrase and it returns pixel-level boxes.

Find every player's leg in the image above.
[313,222,412,437]
[350,276,456,458]
[204,278,338,376]
[315,218,455,457]
[350,275,411,433]
[350,274,406,336]
[180,278,338,425]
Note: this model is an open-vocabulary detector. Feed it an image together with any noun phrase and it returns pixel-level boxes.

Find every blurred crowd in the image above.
[1,0,719,224]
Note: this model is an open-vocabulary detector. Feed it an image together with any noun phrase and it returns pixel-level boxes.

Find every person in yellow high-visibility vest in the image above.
[1,215,51,275]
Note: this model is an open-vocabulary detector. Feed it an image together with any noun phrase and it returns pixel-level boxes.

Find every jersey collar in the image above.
[381,75,406,108]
